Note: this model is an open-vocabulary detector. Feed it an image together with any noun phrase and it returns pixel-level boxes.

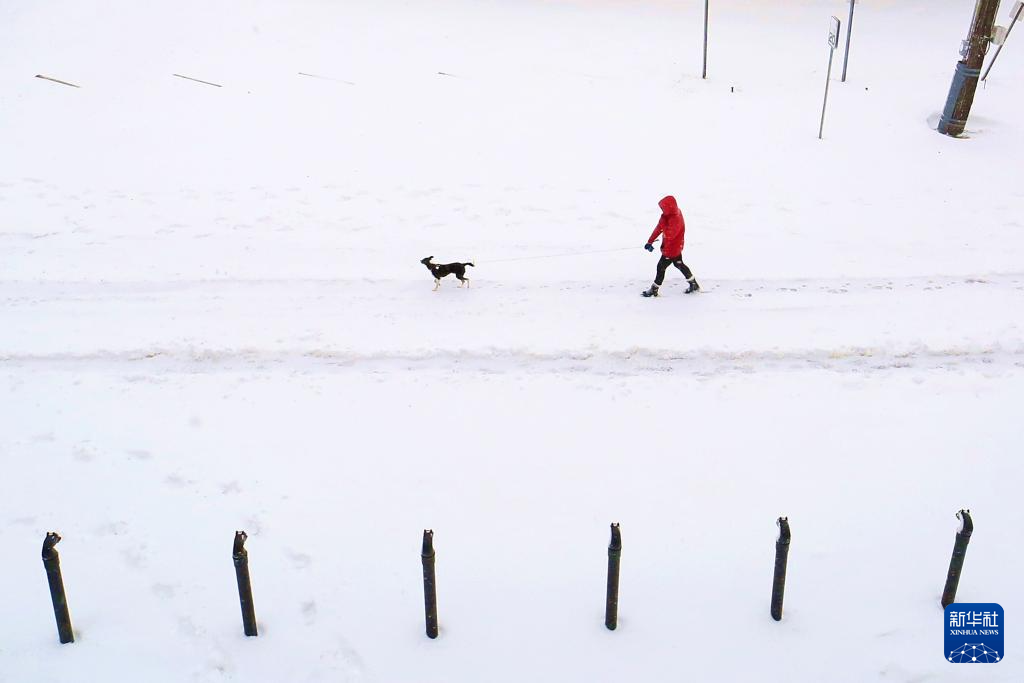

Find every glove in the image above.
[644,243,654,252]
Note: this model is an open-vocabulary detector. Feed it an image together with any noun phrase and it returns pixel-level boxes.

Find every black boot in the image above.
[642,284,659,297]
[685,278,700,294]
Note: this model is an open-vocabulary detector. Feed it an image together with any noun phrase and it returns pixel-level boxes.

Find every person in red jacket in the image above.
[642,195,700,297]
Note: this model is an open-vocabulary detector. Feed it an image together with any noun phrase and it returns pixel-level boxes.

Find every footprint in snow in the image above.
[152,583,178,599]
[301,600,317,625]
[95,521,128,536]
[122,544,148,569]
[177,616,203,638]
[73,445,98,462]
[164,473,193,489]
[287,550,312,569]
[244,516,265,536]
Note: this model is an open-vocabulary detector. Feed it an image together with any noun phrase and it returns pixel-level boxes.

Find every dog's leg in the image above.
[433,278,440,292]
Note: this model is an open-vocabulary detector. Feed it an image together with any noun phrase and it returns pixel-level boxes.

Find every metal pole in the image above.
[421,530,438,639]
[770,517,791,621]
[982,2,1023,81]
[941,510,974,608]
[41,532,74,644]
[841,0,856,82]
[938,0,1002,136]
[232,531,258,637]
[819,25,838,140]
[604,523,621,630]
[702,0,709,79]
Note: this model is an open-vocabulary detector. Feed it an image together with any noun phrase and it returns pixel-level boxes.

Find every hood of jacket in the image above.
[658,195,679,214]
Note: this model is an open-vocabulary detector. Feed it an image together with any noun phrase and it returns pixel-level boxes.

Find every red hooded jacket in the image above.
[647,196,685,258]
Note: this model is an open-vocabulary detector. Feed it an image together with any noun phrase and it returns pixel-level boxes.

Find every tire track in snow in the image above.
[2,346,1023,375]
[1,271,1023,294]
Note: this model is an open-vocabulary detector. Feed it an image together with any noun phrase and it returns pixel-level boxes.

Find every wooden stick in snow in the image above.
[298,72,355,85]
[172,73,222,88]
[35,74,80,88]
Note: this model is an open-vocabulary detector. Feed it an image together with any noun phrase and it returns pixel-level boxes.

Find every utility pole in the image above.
[938,0,1002,136]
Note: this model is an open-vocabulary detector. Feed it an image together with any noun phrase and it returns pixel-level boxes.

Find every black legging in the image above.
[654,255,693,285]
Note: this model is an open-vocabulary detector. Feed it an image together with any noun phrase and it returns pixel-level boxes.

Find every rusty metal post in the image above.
[421,530,438,639]
[770,517,791,621]
[605,523,622,630]
[941,509,974,608]
[41,532,74,644]
[232,531,258,636]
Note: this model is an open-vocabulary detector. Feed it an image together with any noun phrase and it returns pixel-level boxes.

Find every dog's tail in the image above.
[463,262,475,268]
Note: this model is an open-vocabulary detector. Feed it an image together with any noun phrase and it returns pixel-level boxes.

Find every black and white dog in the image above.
[421,256,474,291]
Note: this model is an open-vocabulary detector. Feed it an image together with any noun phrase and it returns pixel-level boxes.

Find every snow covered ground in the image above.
[2,0,1023,681]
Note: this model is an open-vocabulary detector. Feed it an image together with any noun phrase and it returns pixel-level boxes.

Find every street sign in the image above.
[829,15,841,49]
[820,17,841,139]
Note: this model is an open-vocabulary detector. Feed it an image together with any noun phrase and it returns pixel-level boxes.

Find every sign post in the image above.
[841,0,856,82]
[702,0,709,79]
[982,1,1024,82]
[819,16,841,140]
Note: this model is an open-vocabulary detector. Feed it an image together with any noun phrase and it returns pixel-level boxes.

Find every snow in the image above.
[1,0,1023,681]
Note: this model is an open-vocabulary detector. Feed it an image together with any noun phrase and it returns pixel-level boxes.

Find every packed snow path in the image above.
[3,273,1023,373]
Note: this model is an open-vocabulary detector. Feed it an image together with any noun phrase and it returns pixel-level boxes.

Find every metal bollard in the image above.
[941,509,973,608]
[421,530,438,639]
[605,523,621,630]
[770,517,791,621]
[41,532,74,644]
[232,531,258,636]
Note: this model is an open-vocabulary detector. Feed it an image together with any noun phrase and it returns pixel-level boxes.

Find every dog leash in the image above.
[480,247,637,265]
